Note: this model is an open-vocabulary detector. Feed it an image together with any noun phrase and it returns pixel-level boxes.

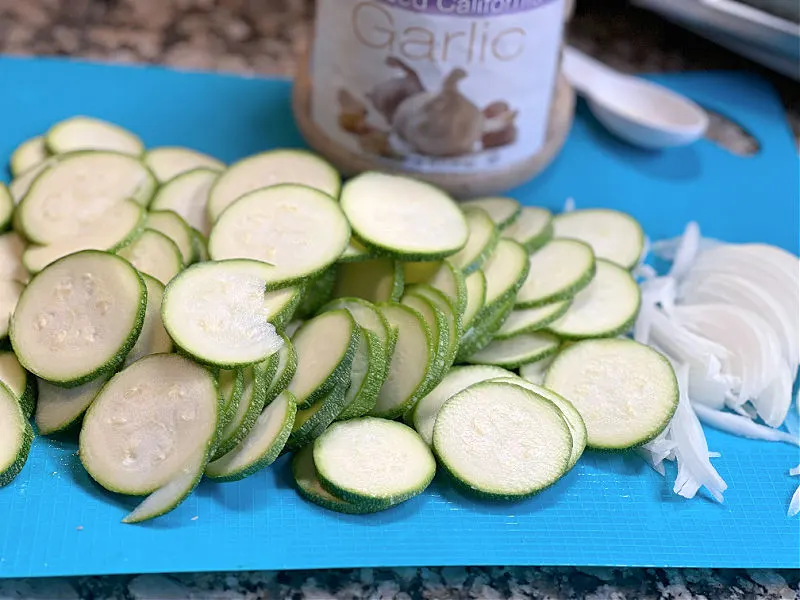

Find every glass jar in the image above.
[293,0,575,198]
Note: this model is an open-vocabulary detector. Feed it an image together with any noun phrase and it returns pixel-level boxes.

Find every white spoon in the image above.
[562,46,709,149]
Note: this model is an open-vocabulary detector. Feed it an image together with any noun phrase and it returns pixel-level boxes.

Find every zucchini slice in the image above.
[209,184,350,288]
[544,339,678,450]
[0,184,11,231]
[294,267,337,320]
[478,239,530,317]
[433,381,572,498]
[35,376,107,435]
[372,303,434,419]
[333,258,404,303]
[292,445,395,514]
[287,383,349,450]
[162,260,285,368]
[404,284,461,371]
[412,364,515,445]
[491,376,587,469]
[518,355,555,386]
[314,417,435,506]
[515,239,596,309]
[494,300,572,339]
[9,156,58,204]
[336,327,388,421]
[0,232,28,284]
[263,286,303,331]
[455,297,515,363]
[0,280,24,340]
[118,229,183,286]
[79,354,218,498]
[552,208,645,270]
[288,309,358,409]
[206,390,296,481]
[145,210,196,265]
[462,270,486,331]
[143,147,224,183]
[22,199,145,274]
[341,172,469,261]
[0,351,35,418]
[502,206,553,253]
[18,151,155,245]
[9,135,47,177]
[11,251,146,386]
[401,293,451,387]
[428,260,467,319]
[149,168,218,237]
[339,238,373,263]
[546,260,641,340]
[466,331,560,369]
[211,365,269,460]
[0,383,33,487]
[460,197,521,230]
[218,368,244,431]
[448,207,499,274]
[207,149,341,222]
[125,274,172,367]
[264,334,298,404]
[45,116,144,156]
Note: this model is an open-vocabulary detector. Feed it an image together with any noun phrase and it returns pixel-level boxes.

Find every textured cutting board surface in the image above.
[0,56,798,578]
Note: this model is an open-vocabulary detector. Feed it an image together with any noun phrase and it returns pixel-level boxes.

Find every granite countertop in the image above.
[1,1,799,598]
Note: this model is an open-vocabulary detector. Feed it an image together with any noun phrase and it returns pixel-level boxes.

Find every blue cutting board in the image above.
[0,56,798,578]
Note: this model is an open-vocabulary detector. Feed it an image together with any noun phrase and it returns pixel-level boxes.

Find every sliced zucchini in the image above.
[341,172,469,261]
[284,320,304,338]
[515,239,595,309]
[23,199,146,274]
[209,184,350,288]
[263,334,297,404]
[0,383,33,487]
[143,147,224,183]
[494,300,572,340]
[552,208,645,270]
[292,445,395,514]
[337,328,387,421]
[149,168,218,237]
[212,365,269,460]
[288,309,358,409]
[314,417,435,505]
[9,135,47,177]
[192,229,209,262]
[207,149,341,222]
[412,365,515,445]
[428,260,467,319]
[9,156,58,204]
[263,286,303,331]
[547,259,641,340]
[518,355,555,385]
[0,352,35,419]
[11,251,146,386]
[294,266,337,320]
[45,116,144,156]
[146,210,196,265]
[0,232,28,283]
[118,229,183,285]
[462,270,486,331]
[35,376,107,435]
[206,390,296,481]
[460,197,521,230]
[502,206,553,253]
[401,293,450,389]
[448,207,499,274]
[544,339,678,449]
[490,376,587,469]
[0,184,11,231]
[433,381,572,498]
[467,331,560,369]
[404,284,460,371]
[18,151,155,245]
[478,239,530,318]
[339,238,373,263]
[455,297,515,363]
[161,260,285,368]
[333,258,404,303]
[403,261,442,285]
[0,280,24,340]
[81,355,218,503]
[218,368,244,431]
[372,303,434,419]
[287,383,349,450]
[125,274,172,367]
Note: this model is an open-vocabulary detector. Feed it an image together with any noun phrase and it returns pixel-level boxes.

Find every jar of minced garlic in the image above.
[292,0,576,198]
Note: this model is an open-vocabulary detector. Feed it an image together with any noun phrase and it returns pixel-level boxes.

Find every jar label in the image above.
[309,0,565,174]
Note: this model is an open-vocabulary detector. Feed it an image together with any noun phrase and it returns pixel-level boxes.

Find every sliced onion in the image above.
[692,403,800,446]
[788,486,800,517]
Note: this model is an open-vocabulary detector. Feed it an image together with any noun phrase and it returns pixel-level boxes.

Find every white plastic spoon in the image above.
[562,46,709,149]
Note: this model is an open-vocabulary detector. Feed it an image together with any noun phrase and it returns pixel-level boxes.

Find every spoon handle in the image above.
[562,46,617,96]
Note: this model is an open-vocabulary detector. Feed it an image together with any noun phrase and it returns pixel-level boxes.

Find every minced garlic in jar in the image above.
[292,0,575,198]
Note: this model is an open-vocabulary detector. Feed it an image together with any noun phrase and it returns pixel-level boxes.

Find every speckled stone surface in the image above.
[1,1,799,597]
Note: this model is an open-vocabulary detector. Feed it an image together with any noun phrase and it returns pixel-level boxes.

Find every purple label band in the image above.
[373,0,561,16]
